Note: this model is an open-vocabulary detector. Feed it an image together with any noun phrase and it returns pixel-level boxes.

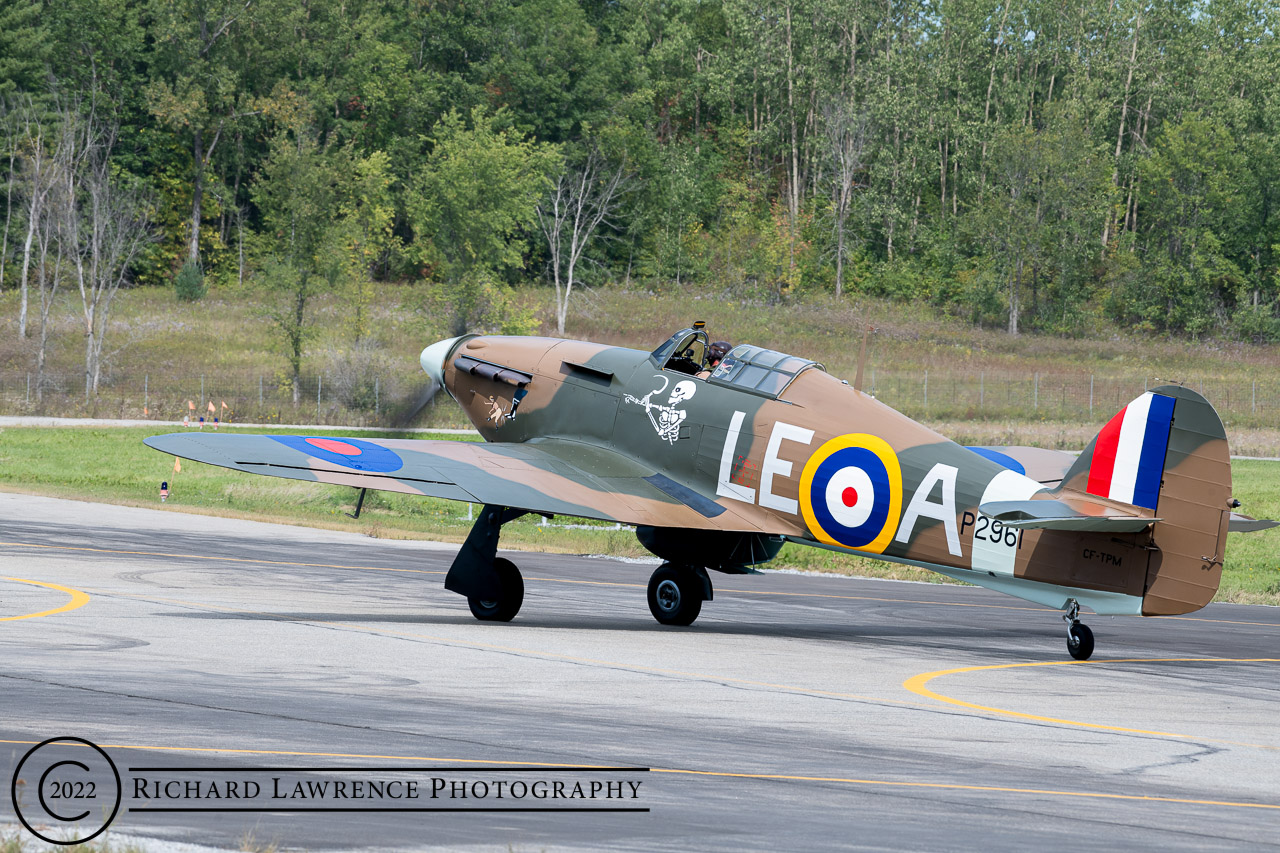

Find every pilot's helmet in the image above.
[708,341,731,363]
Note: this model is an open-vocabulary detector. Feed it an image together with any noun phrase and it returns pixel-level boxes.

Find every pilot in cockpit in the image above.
[696,341,731,379]
[654,321,731,377]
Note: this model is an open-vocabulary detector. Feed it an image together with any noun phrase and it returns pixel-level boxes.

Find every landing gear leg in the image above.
[447,505,528,622]
[1063,598,1095,661]
[647,563,712,626]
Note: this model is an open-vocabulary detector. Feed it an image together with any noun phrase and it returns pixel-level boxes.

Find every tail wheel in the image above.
[468,557,524,622]
[647,563,703,626]
[1067,623,1095,661]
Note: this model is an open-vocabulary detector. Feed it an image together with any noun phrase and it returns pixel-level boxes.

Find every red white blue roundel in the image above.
[270,436,404,473]
[799,434,903,553]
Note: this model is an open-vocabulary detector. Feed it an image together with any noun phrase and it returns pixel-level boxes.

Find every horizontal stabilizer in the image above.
[1229,512,1279,533]
[980,498,1158,532]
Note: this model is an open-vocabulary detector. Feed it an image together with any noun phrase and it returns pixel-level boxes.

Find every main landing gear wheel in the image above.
[468,557,524,622]
[647,563,703,626]
[1063,598,1095,661]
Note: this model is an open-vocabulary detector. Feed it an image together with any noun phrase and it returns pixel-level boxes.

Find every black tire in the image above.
[1067,623,1095,661]
[647,563,703,626]
[468,557,524,622]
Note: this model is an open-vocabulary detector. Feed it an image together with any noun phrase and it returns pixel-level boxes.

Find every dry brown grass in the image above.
[3,283,1278,435]
[929,420,1280,457]
[568,288,1280,379]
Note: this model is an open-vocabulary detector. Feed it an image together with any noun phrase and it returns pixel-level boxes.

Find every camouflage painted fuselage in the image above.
[441,335,1234,618]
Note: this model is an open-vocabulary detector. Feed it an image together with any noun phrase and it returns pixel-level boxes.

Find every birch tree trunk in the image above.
[18,118,48,339]
[1102,16,1140,249]
[19,191,37,338]
[1,141,15,297]
[537,150,626,336]
[189,127,204,264]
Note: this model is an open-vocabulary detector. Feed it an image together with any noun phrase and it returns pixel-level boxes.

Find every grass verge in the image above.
[0,425,1276,604]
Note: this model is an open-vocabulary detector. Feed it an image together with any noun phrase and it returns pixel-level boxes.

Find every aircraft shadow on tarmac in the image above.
[157,606,1065,651]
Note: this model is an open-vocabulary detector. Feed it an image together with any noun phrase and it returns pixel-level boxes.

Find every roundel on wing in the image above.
[799,433,902,553]
[270,436,404,473]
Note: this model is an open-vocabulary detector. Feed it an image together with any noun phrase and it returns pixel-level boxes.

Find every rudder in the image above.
[1059,386,1232,615]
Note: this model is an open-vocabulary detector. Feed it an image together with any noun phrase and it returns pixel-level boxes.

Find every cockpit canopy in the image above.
[650,327,709,375]
[650,327,823,399]
[710,345,822,396]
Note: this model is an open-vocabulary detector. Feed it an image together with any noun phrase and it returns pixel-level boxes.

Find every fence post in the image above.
[1089,374,1094,418]
[26,373,30,406]
[144,374,148,415]
[317,374,322,409]
[1252,380,1256,414]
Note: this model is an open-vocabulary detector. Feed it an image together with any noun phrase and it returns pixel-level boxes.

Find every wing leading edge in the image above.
[144,433,765,533]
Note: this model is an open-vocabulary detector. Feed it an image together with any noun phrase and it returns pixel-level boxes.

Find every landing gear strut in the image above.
[647,563,712,626]
[448,505,527,622]
[1063,598,1095,661]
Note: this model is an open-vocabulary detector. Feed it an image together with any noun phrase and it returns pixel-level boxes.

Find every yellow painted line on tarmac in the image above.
[0,539,444,576]
[0,737,1276,811]
[646,767,1280,811]
[4,538,1280,628]
[0,738,612,769]
[0,576,91,621]
[904,658,1280,748]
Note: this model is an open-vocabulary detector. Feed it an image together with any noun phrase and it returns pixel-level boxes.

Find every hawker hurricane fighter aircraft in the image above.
[146,323,1274,660]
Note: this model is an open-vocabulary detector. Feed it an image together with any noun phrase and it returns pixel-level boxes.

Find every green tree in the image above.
[478,0,622,143]
[1133,114,1251,334]
[407,107,557,334]
[252,132,343,404]
[333,149,399,343]
[0,0,49,99]
[145,0,274,269]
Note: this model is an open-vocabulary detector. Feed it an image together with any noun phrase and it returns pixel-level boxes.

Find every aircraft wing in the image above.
[144,433,766,532]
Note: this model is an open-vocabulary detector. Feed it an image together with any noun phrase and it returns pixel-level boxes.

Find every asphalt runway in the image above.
[2,493,1279,851]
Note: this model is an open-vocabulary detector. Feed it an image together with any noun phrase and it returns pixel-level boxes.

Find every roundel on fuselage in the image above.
[799,433,902,553]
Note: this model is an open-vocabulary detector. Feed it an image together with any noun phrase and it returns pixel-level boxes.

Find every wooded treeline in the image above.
[2,0,1278,373]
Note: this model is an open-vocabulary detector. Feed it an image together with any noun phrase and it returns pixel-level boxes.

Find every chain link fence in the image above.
[1,368,1277,428]
[861,369,1279,426]
[0,370,459,428]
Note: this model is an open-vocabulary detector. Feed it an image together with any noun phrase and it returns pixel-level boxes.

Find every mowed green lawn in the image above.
[0,426,1276,605]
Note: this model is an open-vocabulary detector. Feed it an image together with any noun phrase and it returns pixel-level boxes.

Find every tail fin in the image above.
[1059,386,1232,615]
